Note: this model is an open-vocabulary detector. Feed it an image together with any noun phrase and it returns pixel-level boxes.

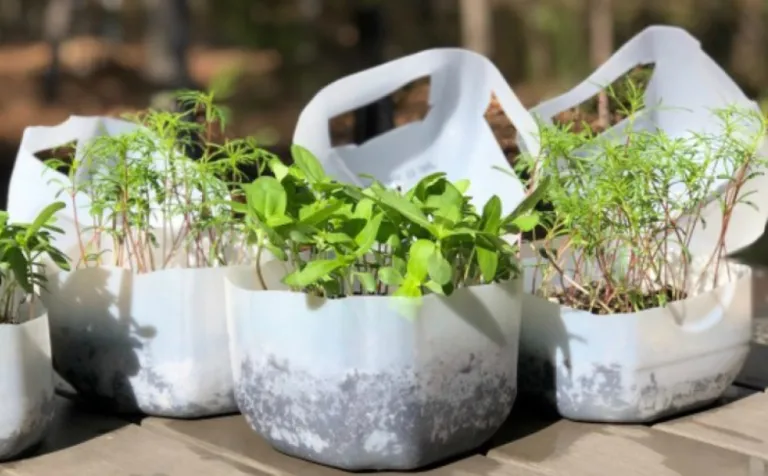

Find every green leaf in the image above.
[270,158,290,182]
[511,213,539,232]
[370,188,437,236]
[424,280,445,295]
[283,259,345,288]
[243,177,287,219]
[393,278,422,298]
[378,267,404,286]
[5,247,31,294]
[454,179,471,194]
[299,200,344,226]
[406,239,436,282]
[427,250,453,285]
[354,213,383,256]
[354,271,376,294]
[291,144,327,183]
[480,195,503,234]
[324,232,354,244]
[26,201,66,240]
[476,247,498,283]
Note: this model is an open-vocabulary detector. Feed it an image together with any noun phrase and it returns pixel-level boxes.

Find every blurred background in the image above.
[0,0,766,169]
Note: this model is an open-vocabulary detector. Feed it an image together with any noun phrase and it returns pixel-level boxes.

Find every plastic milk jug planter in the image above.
[9,116,240,418]
[292,48,541,216]
[515,158,768,423]
[521,25,763,202]
[518,256,751,423]
[42,265,238,418]
[0,310,55,460]
[225,262,522,471]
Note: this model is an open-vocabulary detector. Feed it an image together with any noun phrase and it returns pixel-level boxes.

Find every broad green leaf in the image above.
[354,271,376,294]
[476,247,498,283]
[480,195,503,233]
[299,200,344,226]
[26,201,66,240]
[370,188,437,235]
[406,239,436,282]
[266,214,293,228]
[283,259,344,288]
[427,250,453,285]
[353,198,375,220]
[378,267,404,286]
[393,278,422,298]
[324,232,354,244]
[454,179,471,194]
[511,213,539,232]
[291,144,326,183]
[289,229,313,243]
[424,179,463,211]
[243,177,287,219]
[270,158,290,182]
[5,247,30,293]
[424,280,445,295]
[354,213,383,256]
[228,200,248,214]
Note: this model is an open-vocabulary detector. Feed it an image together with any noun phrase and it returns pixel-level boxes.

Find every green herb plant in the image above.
[233,145,549,300]
[516,80,768,314]
[46,90,271,273]
[0,202,70,324]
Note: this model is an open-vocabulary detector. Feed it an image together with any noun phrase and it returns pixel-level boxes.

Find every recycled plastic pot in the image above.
[517,256,752,423]
[41,266,238,418]
[0,308,56,460]
[224,263,522,471]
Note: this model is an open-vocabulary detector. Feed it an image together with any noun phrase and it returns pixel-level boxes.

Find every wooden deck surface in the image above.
[3,344,768,475]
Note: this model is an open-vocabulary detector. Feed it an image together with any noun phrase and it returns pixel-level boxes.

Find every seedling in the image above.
[46,90,272,272]
[0,202,70,324]
[234,145,549,299]
[516,80,768,314]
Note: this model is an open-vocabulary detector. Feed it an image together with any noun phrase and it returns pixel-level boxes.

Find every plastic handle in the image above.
[20,115,96,159]
[293,48,541,162]
[532,26,702,122]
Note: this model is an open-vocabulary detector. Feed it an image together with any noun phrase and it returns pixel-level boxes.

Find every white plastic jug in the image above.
[293,48,541,216]
[521,25,763,200]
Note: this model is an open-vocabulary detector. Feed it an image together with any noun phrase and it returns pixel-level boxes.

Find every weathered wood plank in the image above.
[486,406,766,476]
[0,397,267,476]
[142,415,547,476]
[654,392,768,461]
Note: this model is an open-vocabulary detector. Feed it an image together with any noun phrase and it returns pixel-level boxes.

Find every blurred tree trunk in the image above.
[143,0,192,89]
[353,0,394,144]
[459,0,492,56]
[42,0,76,103]
[519,0,554,82]
[731,0,765,94]
[589,0,613,128]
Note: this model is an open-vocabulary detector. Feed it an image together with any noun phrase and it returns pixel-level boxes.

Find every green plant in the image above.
[517,82,768,314]
[0,202,70,324]
[233,145,549,300]
[46,90,272,273]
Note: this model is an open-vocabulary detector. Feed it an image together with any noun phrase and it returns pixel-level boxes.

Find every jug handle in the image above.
[293,48,541,166]
[531,26,702,122]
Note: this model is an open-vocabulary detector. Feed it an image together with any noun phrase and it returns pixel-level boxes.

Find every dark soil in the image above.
[552,283,687,314]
